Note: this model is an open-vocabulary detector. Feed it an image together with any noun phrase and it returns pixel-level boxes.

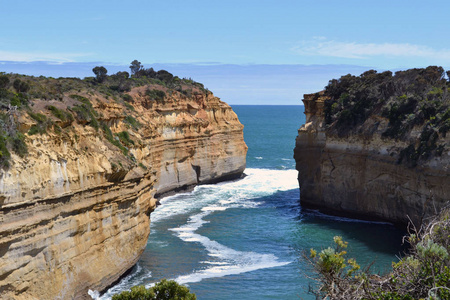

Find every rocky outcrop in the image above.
[0,86,247,299]
[294,93,449,227]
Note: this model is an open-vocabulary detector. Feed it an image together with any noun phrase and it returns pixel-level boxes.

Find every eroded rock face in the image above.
[294,93,449,227]
[0,89,247,299]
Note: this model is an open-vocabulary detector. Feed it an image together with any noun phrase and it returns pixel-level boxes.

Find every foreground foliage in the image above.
[111,279,196,300]
[308,210,450,299]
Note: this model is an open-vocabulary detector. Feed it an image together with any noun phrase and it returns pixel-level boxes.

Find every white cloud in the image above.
[0,51,93,63]
[292,38,450,61]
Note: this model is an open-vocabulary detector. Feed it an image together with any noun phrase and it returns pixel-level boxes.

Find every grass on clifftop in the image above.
[321,66,450,167]
[0,61,211,169]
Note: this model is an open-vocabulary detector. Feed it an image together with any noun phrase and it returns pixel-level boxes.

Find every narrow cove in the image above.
[95,105,405,300]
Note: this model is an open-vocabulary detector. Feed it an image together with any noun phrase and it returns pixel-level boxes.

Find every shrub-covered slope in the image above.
[321,66,450,167]
[0,65,209,169]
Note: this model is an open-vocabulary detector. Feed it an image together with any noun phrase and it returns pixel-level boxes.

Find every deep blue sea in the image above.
[93,105,405,299]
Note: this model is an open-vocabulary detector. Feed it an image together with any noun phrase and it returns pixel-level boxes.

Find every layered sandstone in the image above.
[294,93,449,227]
[0,86,247,299]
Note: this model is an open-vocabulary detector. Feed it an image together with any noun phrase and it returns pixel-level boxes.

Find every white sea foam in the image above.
[91,168,298,299]
[166,195,291,285]
[150,168,298,223]
[255,156,263,159]
[200,261,229,265]
[201,206,227,212]
[91,264,152,300]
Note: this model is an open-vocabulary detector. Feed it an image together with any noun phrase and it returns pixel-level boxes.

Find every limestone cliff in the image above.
[0,76,247,299]
[294,68,450,227]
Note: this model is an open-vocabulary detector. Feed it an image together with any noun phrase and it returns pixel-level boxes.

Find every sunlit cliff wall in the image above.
[0,86,247,300]
[294,93,449,227]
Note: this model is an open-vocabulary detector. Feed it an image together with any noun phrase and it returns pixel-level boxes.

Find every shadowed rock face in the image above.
[0,87,247,299]
[294,93,449,228]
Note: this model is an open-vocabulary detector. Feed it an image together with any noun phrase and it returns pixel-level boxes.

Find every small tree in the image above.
[92,66,108,83]
[115,71,129,79]
[156,70,173,83]
[13,79,21,91]
[0,75,9,89]
[13,79,30,93]
[130,60,143,76]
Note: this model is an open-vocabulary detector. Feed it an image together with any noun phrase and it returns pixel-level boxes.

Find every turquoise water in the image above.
[94,105,405,299]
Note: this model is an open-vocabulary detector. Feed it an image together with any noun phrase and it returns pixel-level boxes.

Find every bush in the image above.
[69,96,99,130]
[116,131,134,146]
[146,89,166,102]
[112,279,196,300]
[122,94,133,103]
[47,105,73,122]
[13,79,30,93]
[101,123,128,155]
[156,70,174,83]
[11,133,27,157]
[27,112,52,135]
[0,75,9,89]
[0,133,11,168]
[308,210,450,299]
[69,94,91,106]
[124,115,141,130]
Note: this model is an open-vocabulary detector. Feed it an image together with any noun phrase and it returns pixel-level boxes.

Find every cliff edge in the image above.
[294,67,449,227]
[0,71,247,299]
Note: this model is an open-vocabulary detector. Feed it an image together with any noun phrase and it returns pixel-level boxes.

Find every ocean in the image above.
[93,105,405,299]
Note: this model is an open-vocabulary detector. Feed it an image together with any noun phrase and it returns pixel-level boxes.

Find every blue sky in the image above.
[1,1,450,104]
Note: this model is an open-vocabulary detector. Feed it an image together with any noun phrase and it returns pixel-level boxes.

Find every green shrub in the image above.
[112,279,196,300]
[146,89,166,102]
[0,75,9,89]
[116,131,134,146]
[47,105,73,122]
[70,104,99,130]
[0,133,11,168]
[122,94,133,102]
[11,133,27,157]
[124,102,135,111]
[308,210,450,299]
[69,94,91,106]
[27,112,52,135]
[101,123,128,155]
[124,115,141,130]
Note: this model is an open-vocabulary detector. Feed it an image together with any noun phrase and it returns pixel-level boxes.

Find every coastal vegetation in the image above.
[321,66,450,167]
[308,209,450,299]
[0,61,209,169]
[112,279,196,300]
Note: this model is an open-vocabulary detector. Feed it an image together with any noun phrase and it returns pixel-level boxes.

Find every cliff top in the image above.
[307,66,450,167]
[0,63,223,170]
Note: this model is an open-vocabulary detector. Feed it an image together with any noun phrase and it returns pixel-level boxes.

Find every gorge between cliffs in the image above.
[0,73,247,299]
[2,66,449,300]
